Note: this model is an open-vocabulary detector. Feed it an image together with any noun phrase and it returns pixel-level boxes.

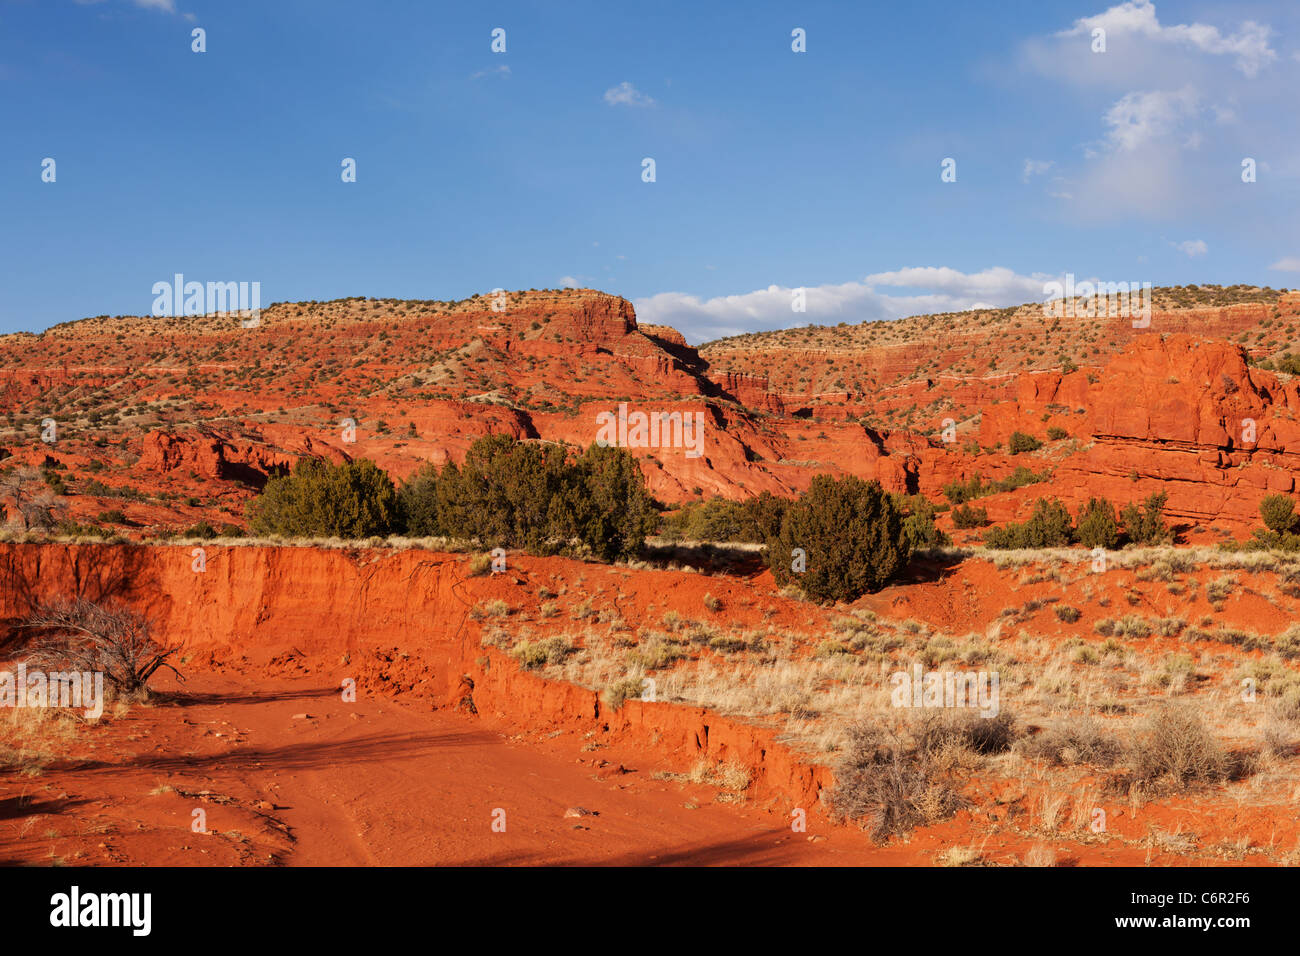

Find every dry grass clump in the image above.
[1019,715,1123,767]
[656,758,753,796]
[625,632,690,671]
[509,636,572,670]
[827,712,1018,842]
[1128,707,1233,791]
[604,676,647,710]
[0,702,106,776]
[1023,842,1058,867]
[1094,615,1151,639]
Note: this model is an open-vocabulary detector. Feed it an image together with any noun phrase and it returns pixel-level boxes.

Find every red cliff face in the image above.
[973,334,1300,533]
[2,287,1296,539]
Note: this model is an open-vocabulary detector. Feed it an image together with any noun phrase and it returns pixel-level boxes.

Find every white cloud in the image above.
[1269,257,1300,272]
[1057,0,1276,78]
[1022,159,1054,182]
[559,276,580,288]
[1172,239,1208,257]
[864,266,1055,302]
[603,81,655,108]
[134,0,178,11]
[470,65,511,80]
[1102,86,1199,151]
[634,267,1064,344]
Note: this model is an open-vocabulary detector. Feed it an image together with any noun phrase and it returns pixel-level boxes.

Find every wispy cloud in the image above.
[1269,257,1300,273]
[1172,239,1208,257]
[635,267,1064,344]
[1022,159,1053,182]
[603,81,655,107]
[1016,1,1291,221]
[1102,86,1199,151]
[77,0,182,13]
[470,65,511,80]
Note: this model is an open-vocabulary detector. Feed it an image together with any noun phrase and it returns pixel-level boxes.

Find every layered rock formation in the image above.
[0,286,1295,538]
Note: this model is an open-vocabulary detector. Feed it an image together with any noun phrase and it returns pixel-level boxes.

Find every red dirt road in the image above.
[1,672,899,867]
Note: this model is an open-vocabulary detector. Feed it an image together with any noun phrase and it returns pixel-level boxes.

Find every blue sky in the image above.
[2,0,1297,342]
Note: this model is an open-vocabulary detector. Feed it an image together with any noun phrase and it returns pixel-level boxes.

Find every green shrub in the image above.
[897,496,951,551]
[1008,431,1043,455]
[942,466,1046,506]
[510,636,570,669]
[984,498,1073,549]
[1075,497,1119,549]
[1046,426,1068,441]
[950,504,988,529]
[572,442,659,561]
[1260,494,1297,534]
[659,492,787,543]
[399,435,655,561]
[1121,491,1171,545]
[769,475,909,603]
[248,458,400,538]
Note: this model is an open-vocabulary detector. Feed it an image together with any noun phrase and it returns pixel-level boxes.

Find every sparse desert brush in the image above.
[1054,605,1081,623]
[1098,637,1125,659]
[509,636,571,670]
[570,598,595,620]
[937,845,984,867]
[1275,624,1300,658]
[814,639,852,659]
[707,633,748,653]
[1206,574,1237,605]
[1095,615,1151,639]
[712,760,752,793]
[467,553,493,576]
[626,634,690,671]
[539,600,559,618]
[484,599,511,617]
[1129,707,1230,791]
[1023,842,1057,867]
[826,720,969,843]
[702,592,723,612]
[1159,616,1190,639]
[604,677,646,710]
[1019,715,1122,767]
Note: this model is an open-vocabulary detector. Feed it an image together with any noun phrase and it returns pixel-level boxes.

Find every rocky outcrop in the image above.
[975,335,1300,533]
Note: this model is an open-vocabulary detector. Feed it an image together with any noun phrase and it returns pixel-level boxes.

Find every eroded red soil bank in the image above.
[0,542,833,820]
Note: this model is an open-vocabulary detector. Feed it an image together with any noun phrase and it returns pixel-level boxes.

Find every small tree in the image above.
[569,442,657,561]
[898,496,950,551]
[398,461,443,537]
[950,504,988,529]
[248,458,400,538]
[1260,494,1297,534]
[0,466,69,532]
[770,475,909,602]
[1075,497,1119,549]
[22,597,181,695]
[1121,491,1171,545]
[985,498,1073,549]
